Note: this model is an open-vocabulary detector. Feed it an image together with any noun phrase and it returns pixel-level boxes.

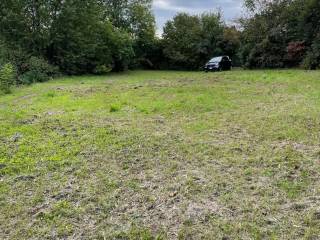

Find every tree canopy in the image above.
[0,0,153,76]
[240,0,320,69]
[162,12,240,70]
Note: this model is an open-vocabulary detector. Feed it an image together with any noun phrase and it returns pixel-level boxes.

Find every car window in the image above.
[209,57,222,63]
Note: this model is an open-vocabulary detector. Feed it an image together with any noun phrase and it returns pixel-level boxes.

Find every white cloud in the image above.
[153,0,206,12]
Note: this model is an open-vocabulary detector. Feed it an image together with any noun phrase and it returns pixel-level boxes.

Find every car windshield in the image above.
[209,57,222,63]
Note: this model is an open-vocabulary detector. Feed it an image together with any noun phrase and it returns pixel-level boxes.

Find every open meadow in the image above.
[1,70,320,239]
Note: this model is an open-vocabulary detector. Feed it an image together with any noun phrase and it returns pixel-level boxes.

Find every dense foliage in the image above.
[0,0,153,77]
[162,13,224,70]
[240,0,320,69]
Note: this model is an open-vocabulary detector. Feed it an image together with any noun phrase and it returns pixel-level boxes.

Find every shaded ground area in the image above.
[1,70,320,239]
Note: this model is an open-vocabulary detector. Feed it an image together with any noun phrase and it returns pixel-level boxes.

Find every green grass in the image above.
[1,70,320,239]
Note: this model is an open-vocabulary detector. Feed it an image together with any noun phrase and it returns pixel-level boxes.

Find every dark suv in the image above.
[204,56,232,72]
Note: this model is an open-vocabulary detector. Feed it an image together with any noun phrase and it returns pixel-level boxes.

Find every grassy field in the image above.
[1,70,320,239]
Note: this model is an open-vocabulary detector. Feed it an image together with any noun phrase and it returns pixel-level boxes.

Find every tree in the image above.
[48,0,133,74]
[303,34,320,70]
[162,12,227,70]
[162,13,202,69]
[219,27,241,66]
[102,0,156,68]
[200,12,224,62]
[129,2,156,67]
[0,0,135,75]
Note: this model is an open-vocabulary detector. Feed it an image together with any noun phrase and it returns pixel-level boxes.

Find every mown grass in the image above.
[1,70,320,239]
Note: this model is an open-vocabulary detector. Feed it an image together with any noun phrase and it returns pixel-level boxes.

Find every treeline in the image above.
[0,0,155,81]
[240,0,320,69]
[0,0,320,93]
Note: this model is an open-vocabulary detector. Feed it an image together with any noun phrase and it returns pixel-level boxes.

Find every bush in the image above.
[0,63,15,94]
[245,36,286,69]
[303,52,319,70]
[0,42,59,85]
[93,65,112,75]
[303,37,320,70]
[286,41,306,67]
[19,57,59,85]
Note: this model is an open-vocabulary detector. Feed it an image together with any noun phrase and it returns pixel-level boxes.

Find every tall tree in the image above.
[48,0,133,74]
[162,12,231,70]
[0,0,135,74]
[0,0,52,53]
[102,0,156,67]
[162,13,202,69]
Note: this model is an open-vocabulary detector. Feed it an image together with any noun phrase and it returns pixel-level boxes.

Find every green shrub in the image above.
[0,43,60,85]
[19,57,59,84]
[302,35,320,70]
[0,63,15,94]
[303,53,319,70]
[93,65,112,75]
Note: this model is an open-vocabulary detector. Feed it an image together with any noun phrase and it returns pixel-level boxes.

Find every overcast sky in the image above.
[152,0,244,35]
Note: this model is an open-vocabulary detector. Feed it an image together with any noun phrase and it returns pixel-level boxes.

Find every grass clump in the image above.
[110,104,121,112]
